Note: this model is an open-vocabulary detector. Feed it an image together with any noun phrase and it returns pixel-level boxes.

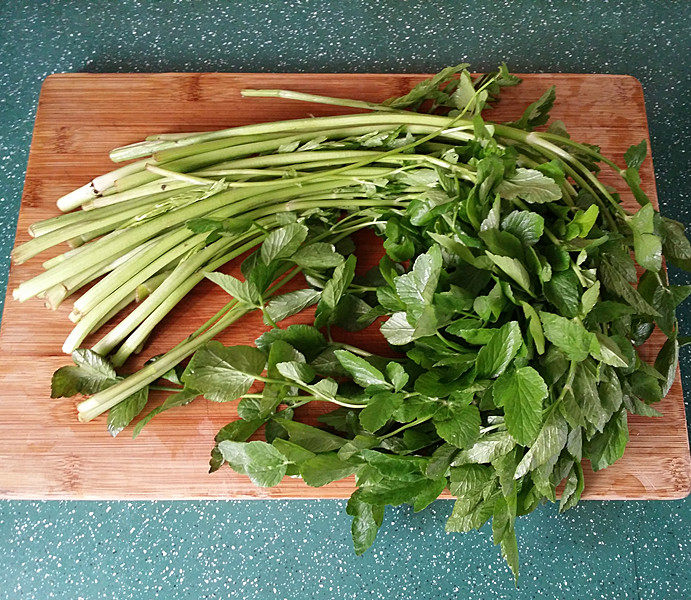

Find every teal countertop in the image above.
[0,1,689,598]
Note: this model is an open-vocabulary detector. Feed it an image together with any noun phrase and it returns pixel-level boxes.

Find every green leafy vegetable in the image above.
[31,64,690,583]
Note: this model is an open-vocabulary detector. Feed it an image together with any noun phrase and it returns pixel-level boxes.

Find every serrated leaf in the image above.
[394,246,443,320]
[260,222,309,265]
[182,341,266,403]
[434,404,481,449]
[624,140,647,170]
[452,431,516,465]
[539,312,594,362]
[256,325,326,361]
[51,349,118,397]
[513,85,556,129]
[486,252,533,293]
[264,289,320,325]
[291,242,344,268]
[219,440,287,487]
[280,420,347,452]
[276,360,315,385]
[501,210,544,245]
[514,411,568,479]
[314,255,357,328]
[476,321,523,379]
[493,367,547,445]
[346,490,384,555]
[205,271,260,305]
[359,392,403,432]
[299,453,358,487]
[335,350,390,389]
[496,168,562,204]
[585,409,629,471]
[107,386,149,437]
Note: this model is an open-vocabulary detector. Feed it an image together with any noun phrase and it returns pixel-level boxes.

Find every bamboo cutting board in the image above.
[0,73,689,500]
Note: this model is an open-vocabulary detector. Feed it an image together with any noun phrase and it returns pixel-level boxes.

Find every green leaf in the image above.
[260,222,308,265]
[276,360,315,385]
[544,270,582,318]
[660,217,691,271]
[383,63,470,108]
[446,495,496,533]
[512,85,556,129]
[539,312,594,362]
[360,450,427,481]
[586,300,635,323]
[496,168,562,204]
[585,409,629,471]
[264,289,320,325]
[425,444,458,479]
[448,464,494,497]
[559,462,585,512]
[413,477,447,512]
[346,490,384,555]
[591,333,629,368]
[333,294,384,332]
[453,431,516,465]
[314,255,357,328]
[628,204,662,271]
[624,140,647,170]
[386,362,409,392]
[598,254,659,316]
[573,362,609,432]
[394,246,443,320]
[260,340,302,416]
[514,411,568,479]
[205,272,260,305]
[256,325,326,361]
[272,438,316,464]
[215,418,265,444]
[493,367,547,445]
[279,420,347,452]
[358,477,430,506]
[218,440,287,487]
[182,341,266,403]
[521,302,545,354]
[434,404,481,449]
[476,321,523,379]
[309,377,339,401]
[493,495,519,584]
[580,281,600,317]
[359,392,404,432]
[335,350,390,389]
[622,167,650,206]
[291,242,344,268]
[210,417,265,472]
[299,453,358,487]
[51,349,118,397]
[655,336,679,397]
[380,311,416,345]
[565,205,599,240]
[310,346,349,378]
[106,386,149,437]
[501,210,544,245]
[486,252,533,293]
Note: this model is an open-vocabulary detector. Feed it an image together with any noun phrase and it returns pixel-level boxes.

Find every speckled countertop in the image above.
[0,1,689,599]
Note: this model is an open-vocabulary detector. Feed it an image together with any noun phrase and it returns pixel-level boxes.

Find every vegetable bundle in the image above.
[15,64,691,581]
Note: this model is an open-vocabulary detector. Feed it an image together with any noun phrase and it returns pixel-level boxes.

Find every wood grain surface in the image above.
[0,73,689,500]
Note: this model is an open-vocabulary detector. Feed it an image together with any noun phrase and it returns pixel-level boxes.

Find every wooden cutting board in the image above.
[0,73,689,500]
